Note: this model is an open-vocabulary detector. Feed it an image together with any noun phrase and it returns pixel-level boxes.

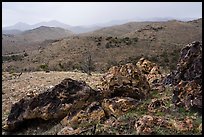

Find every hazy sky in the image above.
[2,2,202,27]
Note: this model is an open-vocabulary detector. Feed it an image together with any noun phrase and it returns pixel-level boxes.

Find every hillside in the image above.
[2,29,23,35]
[19,26,73,42]
[81,22,151,37]
[2,19,202,73]
[2,26,74,55]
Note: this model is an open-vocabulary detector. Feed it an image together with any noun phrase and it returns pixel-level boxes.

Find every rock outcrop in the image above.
[136,58,163,89]
[4,78,100,131]
[100,63,150,100]
[164,41,202,112]
[164,41,202,86]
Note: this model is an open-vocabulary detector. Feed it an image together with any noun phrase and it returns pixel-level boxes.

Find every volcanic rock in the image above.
[4,78,99,131]
[172,80,202,111]
[164,41,202,86]
[167,41,202,112]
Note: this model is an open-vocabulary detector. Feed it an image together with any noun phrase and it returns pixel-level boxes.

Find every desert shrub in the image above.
[24,52,28,57]
[105,42,112,48]
[106,36,112,41]
[3,54,24,62]
[9,68,15,74]
[12,55,23,61]
[123,37,130,41]
[81,53,95,75]
[58,62,65,71]
[132,37,138,42]
[97,42,101,46]
[72,63,82,71]
[39,64,49,71]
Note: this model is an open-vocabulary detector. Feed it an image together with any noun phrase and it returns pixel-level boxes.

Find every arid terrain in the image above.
[2,18,202,135]
[2,71,103,134]
[2,18,202,73]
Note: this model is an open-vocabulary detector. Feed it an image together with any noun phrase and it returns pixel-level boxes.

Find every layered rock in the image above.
[4,78,100,131]
[100,63,150,100]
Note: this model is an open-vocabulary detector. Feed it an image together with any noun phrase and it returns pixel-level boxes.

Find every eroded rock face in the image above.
[136,58,163,89]
[100,63,150,100]
[5,78,99,131]
[164,41,202,86]
[167,41,202,112]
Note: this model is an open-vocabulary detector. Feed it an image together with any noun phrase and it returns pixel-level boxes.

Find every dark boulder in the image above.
[4,78,100,131]
[163,41,202,112]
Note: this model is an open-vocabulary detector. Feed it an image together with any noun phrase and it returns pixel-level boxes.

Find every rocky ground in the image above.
[2,71,103,135]
[2,41,202,135]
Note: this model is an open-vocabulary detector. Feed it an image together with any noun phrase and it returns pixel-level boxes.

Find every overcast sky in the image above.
[2,2,202,27]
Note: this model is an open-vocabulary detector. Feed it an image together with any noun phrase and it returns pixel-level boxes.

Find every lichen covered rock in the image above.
[172,80,202,111]
[60,101,105,129]
[100,63,150,100]
[102,97,140,117]
[136,58,163,89]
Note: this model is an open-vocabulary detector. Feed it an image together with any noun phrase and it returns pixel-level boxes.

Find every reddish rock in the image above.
[101,63,150,100]
[101,97,139,117]
[60,101,105,129]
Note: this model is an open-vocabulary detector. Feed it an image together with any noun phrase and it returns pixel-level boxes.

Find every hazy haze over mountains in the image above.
[3,20,103,34]
[2,17,200,34]
[2,2,201,34]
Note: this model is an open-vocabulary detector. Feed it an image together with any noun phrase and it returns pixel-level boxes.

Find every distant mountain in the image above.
[2,26,74,55]
[2,17,200,35]
[2,20,101,34]
[3,22,32,31]
[33,20,71,30]
[20,26,73,42]
[3,20,71,31]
